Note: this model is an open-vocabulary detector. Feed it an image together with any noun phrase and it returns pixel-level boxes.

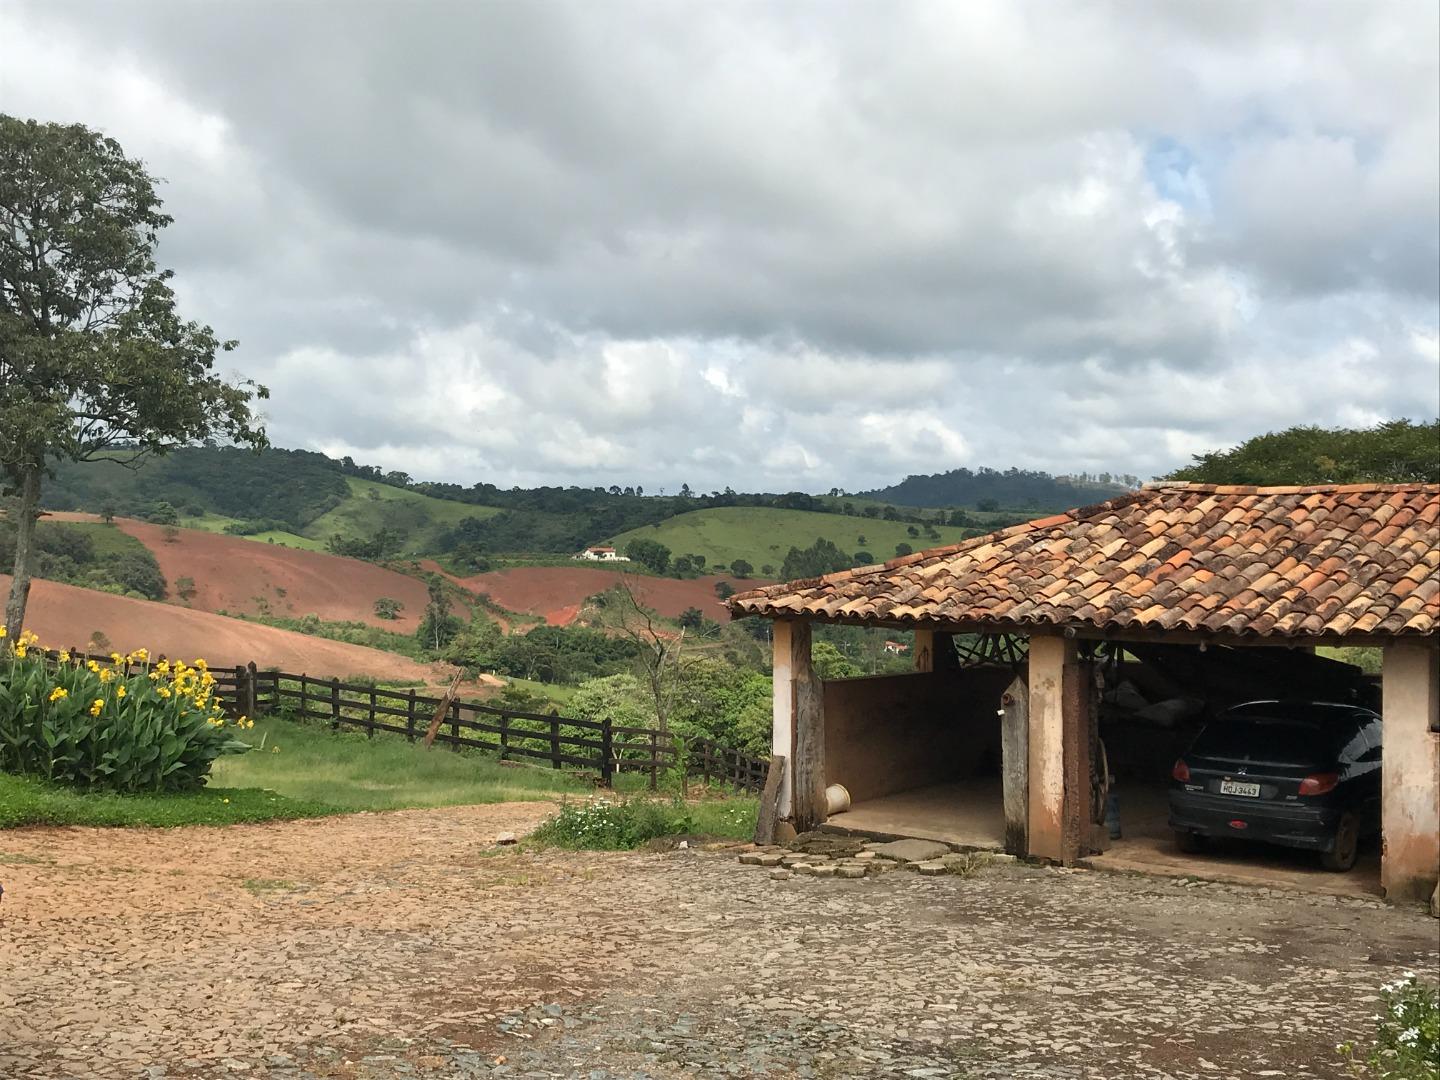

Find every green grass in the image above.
[303,477,503,554]
[211,715,591,810]
[528,793,758,849]
[176,511,246,533]
[51,520,153,560]
[609,505,982,573]
[243,529,330,551]
[0,771,339,828]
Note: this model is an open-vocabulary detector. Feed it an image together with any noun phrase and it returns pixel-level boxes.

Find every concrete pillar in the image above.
[1027,636,1072,862]
[1381,639,1440,902]
[1026,635,1094,863]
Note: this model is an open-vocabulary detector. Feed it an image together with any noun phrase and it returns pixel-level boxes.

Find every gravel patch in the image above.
[1,805,1434,1079]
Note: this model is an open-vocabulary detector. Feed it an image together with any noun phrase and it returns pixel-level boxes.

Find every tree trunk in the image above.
[5,466,43,636]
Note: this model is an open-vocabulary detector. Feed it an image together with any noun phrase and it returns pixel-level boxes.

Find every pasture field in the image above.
[303,476,503,552]
[609,505,981,571]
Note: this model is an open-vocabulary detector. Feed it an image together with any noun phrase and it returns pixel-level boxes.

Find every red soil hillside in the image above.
[4,575,434,680]
[433,565,757,626]
[49,514,445,631]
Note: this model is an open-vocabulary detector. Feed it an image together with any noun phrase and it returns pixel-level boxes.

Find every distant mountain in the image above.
[863,466,1134,511]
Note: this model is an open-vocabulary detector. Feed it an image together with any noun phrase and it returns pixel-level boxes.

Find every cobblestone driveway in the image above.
[1,804,1435,1079]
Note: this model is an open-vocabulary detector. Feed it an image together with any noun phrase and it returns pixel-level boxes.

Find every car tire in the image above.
[1321,812,1360,872]
[1174,830,1208,854]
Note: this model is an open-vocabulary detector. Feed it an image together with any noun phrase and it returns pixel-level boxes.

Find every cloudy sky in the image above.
[4,2,1437,492]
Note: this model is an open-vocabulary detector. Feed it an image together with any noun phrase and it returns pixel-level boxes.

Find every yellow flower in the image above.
[271,746,280,753]
[89,699,104,717]
[156,687,171,699]
[109,652,122,664]
[193,658,207,670]
[0,624,6,638]
[87,659,101,673]
[155,660,170,675]
[14,645,26,659]
[222,798,230,804]
[48,686,68,703]
[115,685,127,699]
[58,650,70,663]
[130,648,149,662]
[98,668,114,683]
[148,671,161,681]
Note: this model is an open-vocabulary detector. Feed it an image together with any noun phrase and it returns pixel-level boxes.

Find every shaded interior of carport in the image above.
[729,483,1440,903]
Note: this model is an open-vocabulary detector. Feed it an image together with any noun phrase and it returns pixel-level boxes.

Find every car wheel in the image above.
[1321,813,1360,872]
[1174,830,1208,854]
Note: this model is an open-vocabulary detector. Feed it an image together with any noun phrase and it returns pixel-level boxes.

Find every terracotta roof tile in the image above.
[728,483,1440,640]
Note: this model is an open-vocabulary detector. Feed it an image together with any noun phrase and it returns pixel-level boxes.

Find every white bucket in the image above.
[824,783,852,816]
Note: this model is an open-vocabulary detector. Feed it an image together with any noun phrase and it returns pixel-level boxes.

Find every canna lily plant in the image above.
[0,629,252,793]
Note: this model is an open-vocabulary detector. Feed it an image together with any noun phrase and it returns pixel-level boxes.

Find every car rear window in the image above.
[1189,718,1339,766]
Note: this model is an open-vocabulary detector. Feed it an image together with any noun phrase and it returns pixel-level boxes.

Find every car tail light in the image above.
[1171,759,1191,783]
[1298,772,1339,796]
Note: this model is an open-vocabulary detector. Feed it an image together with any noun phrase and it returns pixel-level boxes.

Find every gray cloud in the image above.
[1,1,1436,491]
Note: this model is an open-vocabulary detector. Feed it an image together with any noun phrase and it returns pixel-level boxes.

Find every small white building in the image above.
[574,545,630,562]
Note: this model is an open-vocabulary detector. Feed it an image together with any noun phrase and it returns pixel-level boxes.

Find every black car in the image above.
[1169,700,1382,871]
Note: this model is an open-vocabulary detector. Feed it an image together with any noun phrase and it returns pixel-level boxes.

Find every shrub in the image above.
[1342,973,1439,1079]
[529,797,695,850]
[0,633,253,793]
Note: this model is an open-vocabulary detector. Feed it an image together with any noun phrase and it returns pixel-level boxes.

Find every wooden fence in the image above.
[221,662,768,793]
[35,649,769,792]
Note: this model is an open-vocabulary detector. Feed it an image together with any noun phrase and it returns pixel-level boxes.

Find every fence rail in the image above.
[225,662,767,792]
[34,649,769,792]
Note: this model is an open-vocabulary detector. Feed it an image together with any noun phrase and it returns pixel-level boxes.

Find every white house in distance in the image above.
[574,545,630,562]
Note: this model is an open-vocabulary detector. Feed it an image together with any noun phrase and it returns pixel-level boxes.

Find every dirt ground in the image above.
[2,573,434,682]
[49,513,448,634]
[1,805,1435,1080]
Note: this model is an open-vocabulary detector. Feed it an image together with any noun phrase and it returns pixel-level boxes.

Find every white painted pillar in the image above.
[1027,635,1076,862]
[1381,639,1440,902]
[771,620,797,819]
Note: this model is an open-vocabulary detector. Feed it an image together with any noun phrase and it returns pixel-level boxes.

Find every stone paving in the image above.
[1,804,1436,1079]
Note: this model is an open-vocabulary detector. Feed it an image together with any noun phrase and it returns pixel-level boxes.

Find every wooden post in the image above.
[245,662,258,719]
[913,628,935,672]
[599,716,615,788]
[499,713,511,760]
[406,689,417,741]
[449,700,461,751]
[548,710,561,768]
[329,679,340,731]
[753,754,787,845]
[368,686,377,738]
[649,730,659,790]
[784,619,825,833]
[1000,673,1029,856]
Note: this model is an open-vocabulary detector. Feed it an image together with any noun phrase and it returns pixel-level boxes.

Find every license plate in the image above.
[1220,779,1261,797]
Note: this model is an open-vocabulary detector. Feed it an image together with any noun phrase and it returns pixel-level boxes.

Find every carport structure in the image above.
[728,483,1439,901]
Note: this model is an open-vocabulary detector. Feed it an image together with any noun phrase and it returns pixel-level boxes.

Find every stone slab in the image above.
[864,839,952,863]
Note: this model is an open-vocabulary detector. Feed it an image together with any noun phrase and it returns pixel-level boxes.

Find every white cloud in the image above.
[0,1,1435,492]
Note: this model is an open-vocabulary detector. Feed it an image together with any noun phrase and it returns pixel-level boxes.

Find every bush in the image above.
[1342,973,1439,1079]
[0,634,252,793]
[529,797,695,850]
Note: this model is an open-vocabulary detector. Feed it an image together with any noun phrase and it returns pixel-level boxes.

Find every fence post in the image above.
[406,688,417,741]
[330,679,340,731]
[449,700,461,751]
[499,713,510,761]
[245,662,258,719]
[368,686,377,738]
[649,730,659,791]
[549,710,561,769]
[233,661,247,718]
[599,716,615,788]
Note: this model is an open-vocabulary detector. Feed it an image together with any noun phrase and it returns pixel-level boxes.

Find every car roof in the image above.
[1222,700,1380,723]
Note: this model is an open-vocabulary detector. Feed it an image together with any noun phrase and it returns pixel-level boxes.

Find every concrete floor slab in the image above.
[1087,782,1382,899]
[825,779,1005,848]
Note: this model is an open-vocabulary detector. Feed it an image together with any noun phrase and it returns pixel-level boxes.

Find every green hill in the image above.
[304,477,502,554]
[609,506,981,575]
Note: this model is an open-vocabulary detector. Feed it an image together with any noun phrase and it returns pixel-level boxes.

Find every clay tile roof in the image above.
[727,484,1440,640]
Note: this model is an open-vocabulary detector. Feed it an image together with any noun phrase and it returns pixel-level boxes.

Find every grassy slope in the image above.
[54,521,151,560]
[609,505,981,570]
[302,477,502,552]
[212,715,589,809]
[0,773,338,827]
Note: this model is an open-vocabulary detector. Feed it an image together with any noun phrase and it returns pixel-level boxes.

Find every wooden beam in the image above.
[1000,673,1028,856]
[790,620,825,833]
[771,621,797,819]
[753,754,787,846]
[913,628,935,672]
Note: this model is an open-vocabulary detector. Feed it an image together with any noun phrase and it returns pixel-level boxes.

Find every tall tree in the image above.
[0,115,267,632]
